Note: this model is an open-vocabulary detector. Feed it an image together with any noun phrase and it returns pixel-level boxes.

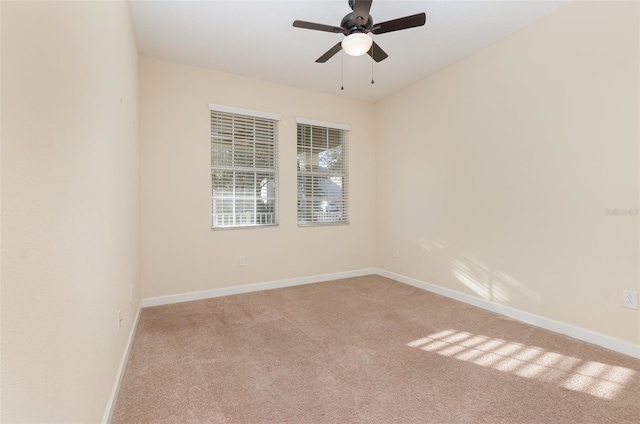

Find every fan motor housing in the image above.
[341,12,373,34]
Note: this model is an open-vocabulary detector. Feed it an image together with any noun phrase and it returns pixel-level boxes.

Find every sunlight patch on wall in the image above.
[407,330,636,400]
[419,237,447,253]
[417,237,541,307]
[449,254,541,306]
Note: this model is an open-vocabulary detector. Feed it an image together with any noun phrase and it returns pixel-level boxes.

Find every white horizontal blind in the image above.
[297,122,349,226]
[211,110,278,229]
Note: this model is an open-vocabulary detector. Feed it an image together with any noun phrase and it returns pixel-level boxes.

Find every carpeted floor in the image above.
[113,275,640,423]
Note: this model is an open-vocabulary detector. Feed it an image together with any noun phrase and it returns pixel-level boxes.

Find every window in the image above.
[210,104,280,229]
[296,118,350,226]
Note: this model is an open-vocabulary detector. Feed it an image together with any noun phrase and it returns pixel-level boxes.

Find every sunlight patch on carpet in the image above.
[408,330,636,400]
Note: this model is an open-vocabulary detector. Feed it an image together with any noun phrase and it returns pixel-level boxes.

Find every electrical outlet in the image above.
[623,291,638,309]
[239,256,246,267]
[393,248,399,258]
[118,309,123,329]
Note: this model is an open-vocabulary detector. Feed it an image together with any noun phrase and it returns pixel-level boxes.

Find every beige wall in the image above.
[1,1,139,422]
[1,1,638,421]
[139,56,376,299]
[376,1,639,345]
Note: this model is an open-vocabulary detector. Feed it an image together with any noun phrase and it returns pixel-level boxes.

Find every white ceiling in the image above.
[130,0,572,103]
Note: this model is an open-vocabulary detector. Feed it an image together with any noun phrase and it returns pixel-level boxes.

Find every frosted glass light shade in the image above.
[341,33,373,57]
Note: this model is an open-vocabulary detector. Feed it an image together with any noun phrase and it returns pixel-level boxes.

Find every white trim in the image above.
[138,268,639,359]
[296,117,351,131]
[102,302,142,424]
[375,268,640,359]
[141,268,376,308]
[208,103,281,121]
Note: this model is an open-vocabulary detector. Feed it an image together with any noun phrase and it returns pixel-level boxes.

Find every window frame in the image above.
[210,103,281,230]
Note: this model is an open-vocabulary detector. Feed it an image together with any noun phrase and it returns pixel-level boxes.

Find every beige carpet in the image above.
[113,275,640,423]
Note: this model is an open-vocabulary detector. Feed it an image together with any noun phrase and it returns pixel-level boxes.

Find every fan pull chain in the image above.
[371,54,375,84]
[341,51,344,91]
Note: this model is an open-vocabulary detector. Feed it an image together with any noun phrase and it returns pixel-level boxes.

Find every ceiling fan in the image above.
[293,0,426,63]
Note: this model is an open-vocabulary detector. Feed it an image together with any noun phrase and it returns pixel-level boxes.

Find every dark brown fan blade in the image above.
[367,41,388,62]
[351,0,373,25]
[316,42,343,63]
[371,13,426,35]
[293,20,345,34]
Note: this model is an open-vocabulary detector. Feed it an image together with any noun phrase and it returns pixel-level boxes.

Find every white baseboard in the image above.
[102,302,142,424]
[376,268,640,360]
[141,268,377,308]
[138,267,639,359]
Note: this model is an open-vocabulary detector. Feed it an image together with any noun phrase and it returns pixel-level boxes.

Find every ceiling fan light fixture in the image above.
[341,32,373,56]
